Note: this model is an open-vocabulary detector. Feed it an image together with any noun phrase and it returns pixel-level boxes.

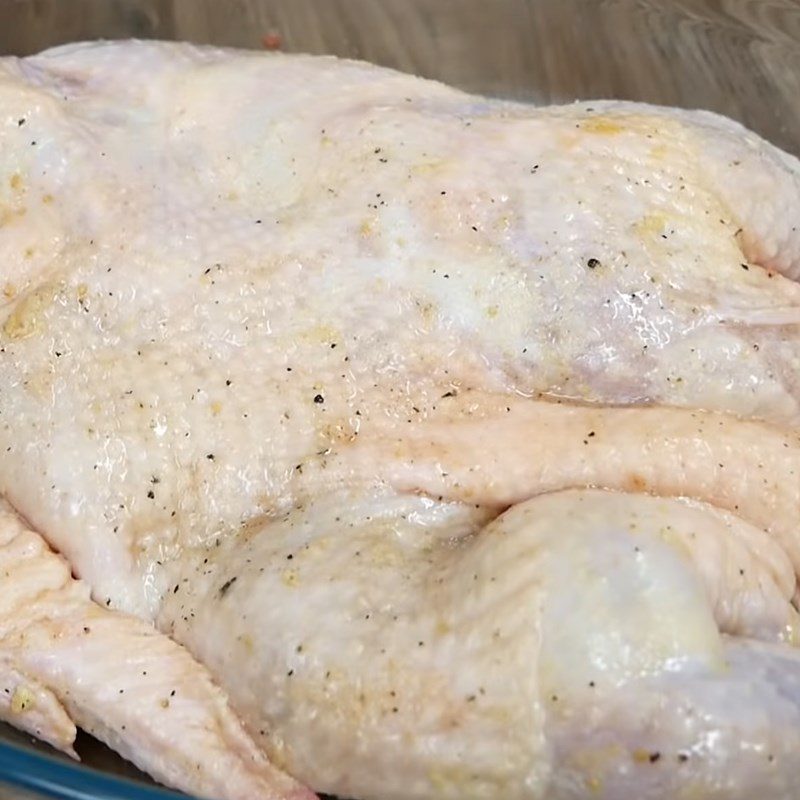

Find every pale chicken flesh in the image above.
[0,39,799,799]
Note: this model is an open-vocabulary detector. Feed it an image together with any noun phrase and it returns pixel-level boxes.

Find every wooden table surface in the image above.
[1,0,799,154]
[0,0,799,797]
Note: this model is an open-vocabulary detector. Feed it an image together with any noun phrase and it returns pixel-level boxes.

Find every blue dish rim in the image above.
[0,738,190,800]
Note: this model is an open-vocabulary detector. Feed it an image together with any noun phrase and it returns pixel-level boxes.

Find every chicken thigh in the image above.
[1,39,800,799]
[160,488,800,799]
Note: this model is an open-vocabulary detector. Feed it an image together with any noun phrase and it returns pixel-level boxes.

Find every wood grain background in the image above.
[1,0,799,154]
[0,0,798,797]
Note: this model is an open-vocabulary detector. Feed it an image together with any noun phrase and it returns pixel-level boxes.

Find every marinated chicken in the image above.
[1,39,800,800]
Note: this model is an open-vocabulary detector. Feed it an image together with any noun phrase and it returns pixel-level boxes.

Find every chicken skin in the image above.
[0,39,799,799]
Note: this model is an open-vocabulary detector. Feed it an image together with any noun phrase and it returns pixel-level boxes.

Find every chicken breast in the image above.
[1,39,800,799]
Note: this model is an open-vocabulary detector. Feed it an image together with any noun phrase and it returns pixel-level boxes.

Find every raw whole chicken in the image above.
[0,39,800,800]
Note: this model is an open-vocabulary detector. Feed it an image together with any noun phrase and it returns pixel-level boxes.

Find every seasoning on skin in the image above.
[587,258,601,269]
[10,686,35,714]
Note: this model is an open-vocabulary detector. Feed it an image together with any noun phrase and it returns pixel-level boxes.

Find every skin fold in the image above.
[0,39,799,799]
